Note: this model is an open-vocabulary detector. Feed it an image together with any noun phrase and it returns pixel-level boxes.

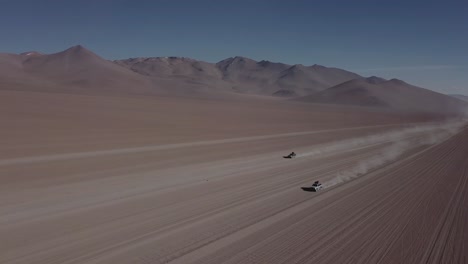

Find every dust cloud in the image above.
[319,120,467,188]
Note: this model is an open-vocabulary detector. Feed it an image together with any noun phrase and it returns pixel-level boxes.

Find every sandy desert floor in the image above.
[1,90,467,264]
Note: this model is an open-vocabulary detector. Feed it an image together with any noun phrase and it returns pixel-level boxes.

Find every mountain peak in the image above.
[216,56,257,71]
[64,44,89,53]
[387,78,407,85]
[20,51,42,57]
[55,45,101,60]
[257,60,273,66]
[365,76,387,84]
[232,56,255,63]
[287,64,307,72]
[309,64,326,69]
[256,60,288,71]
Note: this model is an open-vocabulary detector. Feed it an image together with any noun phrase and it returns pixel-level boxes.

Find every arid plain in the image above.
[1,46,468,264]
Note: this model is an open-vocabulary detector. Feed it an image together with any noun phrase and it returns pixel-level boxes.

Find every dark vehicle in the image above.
[283,152,297,159]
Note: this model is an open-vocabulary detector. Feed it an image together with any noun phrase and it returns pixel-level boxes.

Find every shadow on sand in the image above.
[301,187,318,192]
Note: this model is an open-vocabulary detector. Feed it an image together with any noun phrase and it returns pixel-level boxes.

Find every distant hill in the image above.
[0,45,363,97]
[19,45,152,94]
[1,45,466,114]
[114,56,228,95]
[450,94,468,102]
[115,55,361,96]
[0,45,154,95]
[297,77,468,113]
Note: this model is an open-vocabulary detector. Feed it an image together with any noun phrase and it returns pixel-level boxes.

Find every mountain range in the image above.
[115,54,361,97]
[0,45,466,114]
[298,77,467,113]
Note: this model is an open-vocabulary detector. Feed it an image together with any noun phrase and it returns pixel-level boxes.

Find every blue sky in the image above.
[0,0,466,94]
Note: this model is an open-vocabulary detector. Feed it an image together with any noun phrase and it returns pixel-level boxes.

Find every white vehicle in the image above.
[301,181,323,192]
[311,181,323,191]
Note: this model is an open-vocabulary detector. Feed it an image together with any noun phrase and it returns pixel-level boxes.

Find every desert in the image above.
[1,2,468,262]
[1,44,467,263]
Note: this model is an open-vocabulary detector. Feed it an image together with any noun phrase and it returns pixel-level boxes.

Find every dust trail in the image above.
[296,120,465,159]
[0,123,423,166]
[322,120,467,188]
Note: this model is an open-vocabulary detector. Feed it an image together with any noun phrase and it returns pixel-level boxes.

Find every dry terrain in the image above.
[1,90,467,264]
[2,45,466,114]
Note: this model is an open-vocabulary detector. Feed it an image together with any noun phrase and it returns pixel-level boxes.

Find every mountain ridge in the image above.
[296,77,467,114]
[116,54,362,96]
[0,45,466,114]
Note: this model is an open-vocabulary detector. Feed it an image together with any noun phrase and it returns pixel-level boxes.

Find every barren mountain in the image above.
[20,51,43,57]
[21,45,153,94]
[297,77,468,113]
[450,94,468,102]
[114,56,228,94]
[115,57,222,80]
[0,53,27,80]
[273,64,361,96]
[215,57,361,96]
[1,45,465,113]
[0,52,57,91]
[1,45,361,97]
[0,45,154,95]
[115,55,361,96]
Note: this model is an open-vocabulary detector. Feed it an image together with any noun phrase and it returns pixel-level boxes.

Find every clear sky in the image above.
[0,0,466,94]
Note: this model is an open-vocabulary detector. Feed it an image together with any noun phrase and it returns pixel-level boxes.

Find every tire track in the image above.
[0,144,390,264]
[2,124,465,264]
[187,128,467,264]
[183,141,447,264]
[58,148,387,264]
[0,123,432,167]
